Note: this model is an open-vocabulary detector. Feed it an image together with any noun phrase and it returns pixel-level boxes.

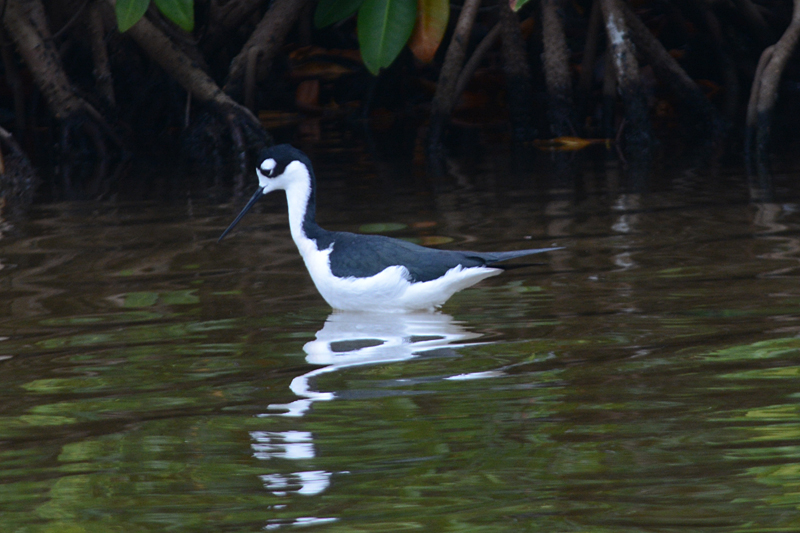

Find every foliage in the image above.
[314,0,365,27]
[315,0,449,75]
[408,0,450,63]
[509,0,531,11]
[357,0,417,74]
[115,0,194,32]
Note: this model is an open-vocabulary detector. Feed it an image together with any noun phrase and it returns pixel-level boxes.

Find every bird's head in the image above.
[218,144,314,242]
[255,144,311,194]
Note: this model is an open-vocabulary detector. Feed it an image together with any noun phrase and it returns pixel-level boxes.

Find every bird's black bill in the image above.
[218,188,264,242]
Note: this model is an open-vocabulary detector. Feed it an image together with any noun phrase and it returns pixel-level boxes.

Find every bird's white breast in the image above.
[293,236,500,311]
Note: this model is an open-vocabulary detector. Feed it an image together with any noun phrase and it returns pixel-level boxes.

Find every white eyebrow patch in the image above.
[256,168,270,188]
[260,158,277,172]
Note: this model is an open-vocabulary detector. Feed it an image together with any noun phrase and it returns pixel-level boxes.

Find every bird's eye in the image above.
[260,158,278,177]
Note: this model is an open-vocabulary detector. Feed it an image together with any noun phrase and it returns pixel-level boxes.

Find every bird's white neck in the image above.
[279,162,323,254]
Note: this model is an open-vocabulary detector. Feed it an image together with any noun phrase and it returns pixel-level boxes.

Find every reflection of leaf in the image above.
[722,367,800,380]
[38,333,114,349]
[23,377,112,394]
[124,292,159,308]
[705,338,800,362]
[748,425,800,442]
[746,405,800,420]
[749,463,800,485]
[359,222,407,233]
[419,236,453,246]
[40,311,161,326]
[121,290,199,307]
[408,0,449,63]
[18,414,76,426]
[160,290,199,305]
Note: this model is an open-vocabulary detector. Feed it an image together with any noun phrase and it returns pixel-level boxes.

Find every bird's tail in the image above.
[470,246,562,266]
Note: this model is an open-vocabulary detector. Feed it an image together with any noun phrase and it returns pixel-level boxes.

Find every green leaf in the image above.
[116,0,150,32]
[510,0,532,11]
[154,0,194,31]
[358,0,417,75]
[408,0,449,63]
[315,0,365,28]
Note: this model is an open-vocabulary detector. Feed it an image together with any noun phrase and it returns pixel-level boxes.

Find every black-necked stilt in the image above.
[219,144,560,312]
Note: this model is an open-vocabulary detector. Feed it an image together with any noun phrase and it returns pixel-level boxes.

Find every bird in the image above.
[218,144,560,312]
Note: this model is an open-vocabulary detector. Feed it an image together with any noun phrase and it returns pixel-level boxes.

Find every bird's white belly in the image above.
[297,242,501,312]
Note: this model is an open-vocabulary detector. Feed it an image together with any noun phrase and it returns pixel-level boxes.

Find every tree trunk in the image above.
[732,0,775,45]
[428,0,483,154]
[204,0,264,53]
[224,0,312,102]
[540,0,574,137]
[88,0,116,108]
[0,28,27,139]
[455,22,501,103]
[601,48,617,138]
[599,0,652,154]
[500,3,535,142]
[747,0,800,174]
[118,2,239,109]
[578,0,602,121]
[699,3,738,122]
[618,0,721,133]
[3,0,89,119]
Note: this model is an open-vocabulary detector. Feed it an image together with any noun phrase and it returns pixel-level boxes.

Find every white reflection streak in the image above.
[264,516,338,530]
[251,431,331,498]
[263,311,485,418]
[754,202,800,278]
[252,311,494,529]
[258,470,331,497]
[251,431,314,460]
[611,193,640,272]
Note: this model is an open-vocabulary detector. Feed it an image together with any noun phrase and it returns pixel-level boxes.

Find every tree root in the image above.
[0,125,38,203]
[578,0,602,121]
[732,0,775,45]
[699,4,738,122]
[500,3,536,142]
[88,0,116,107]
[618,0,722,135]
[108,0,270,184]
[540,0,575,137]
[427,0,482,159]
[599,0,652,156]
[746,0,800,175]
[454,23,501,105]
[3,0,124,196]
[4,0,94,118]
[224,0,312,103]
[0,29,26,140]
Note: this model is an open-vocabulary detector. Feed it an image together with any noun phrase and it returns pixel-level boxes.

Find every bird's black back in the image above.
[311,229,552,282]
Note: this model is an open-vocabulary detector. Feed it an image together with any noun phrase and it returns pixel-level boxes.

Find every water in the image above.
[2,144,800,532]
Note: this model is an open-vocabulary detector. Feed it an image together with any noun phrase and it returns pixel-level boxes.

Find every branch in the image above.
[224,0,312,100]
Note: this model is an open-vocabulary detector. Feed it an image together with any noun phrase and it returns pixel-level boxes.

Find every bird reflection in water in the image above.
[263,311,500,418]
[252,311,504,528]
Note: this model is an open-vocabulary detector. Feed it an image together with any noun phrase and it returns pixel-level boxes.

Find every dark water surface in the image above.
[2,146,800,532]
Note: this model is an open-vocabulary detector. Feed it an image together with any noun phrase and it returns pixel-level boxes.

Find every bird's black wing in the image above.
[325,231,558,282]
